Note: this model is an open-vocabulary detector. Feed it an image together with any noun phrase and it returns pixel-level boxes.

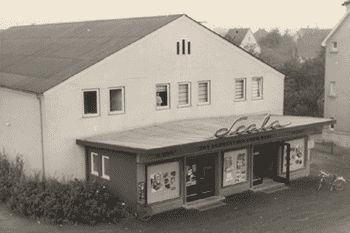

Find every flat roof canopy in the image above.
[76,114,335,153]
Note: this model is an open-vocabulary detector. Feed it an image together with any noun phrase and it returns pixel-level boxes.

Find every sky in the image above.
[0,0,348,33]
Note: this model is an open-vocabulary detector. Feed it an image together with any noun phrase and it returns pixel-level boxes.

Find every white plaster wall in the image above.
[0,88,42,176]
[324,14,350,134]
[42,16,284,179]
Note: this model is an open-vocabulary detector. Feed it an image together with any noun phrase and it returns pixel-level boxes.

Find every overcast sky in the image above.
[0,0,348,32]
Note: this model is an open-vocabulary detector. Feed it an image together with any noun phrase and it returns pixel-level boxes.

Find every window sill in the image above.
[108,111,125,115]
[177,104,191,108]
[234,99,246,102]
[252,97,263,101]
[101,175,110,180]
[197,102,210,106]
[83,114,100,118]
[90,172,99,176]
[156,106,170,110]
[328,93,336,97]
[330,49,338,54]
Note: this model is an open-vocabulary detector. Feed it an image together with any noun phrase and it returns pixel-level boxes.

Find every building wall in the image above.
[42,16,284,179]
[324,14,350,145]
[0,87,43,176]
[240,29,261,54]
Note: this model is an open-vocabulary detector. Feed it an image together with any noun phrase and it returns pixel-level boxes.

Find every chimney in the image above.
[342,0,350,12]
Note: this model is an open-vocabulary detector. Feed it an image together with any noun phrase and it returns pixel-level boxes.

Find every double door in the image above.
[186,154,216,202]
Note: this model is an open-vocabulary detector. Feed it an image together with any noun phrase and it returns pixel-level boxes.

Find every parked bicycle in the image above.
[317,170,347,191]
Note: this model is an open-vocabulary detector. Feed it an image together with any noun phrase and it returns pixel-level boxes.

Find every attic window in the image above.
[177,39,191,55]
[331,42,338,53]
[83,89,100,117]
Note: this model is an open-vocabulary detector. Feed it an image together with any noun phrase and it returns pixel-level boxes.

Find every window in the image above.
[182,39,185,55]
[156,84,170,109]
[198,81,210,105]
[91,152,99,176]
[177,42,180,55]
[252,77,263,99]
[83,89,99,117]
[332,42,338,49]
[109,87,125,114]
[102,155,110,180]
[235,79,246,101]
[178,83,191,107]
[176,40,191,55]
[329,81,336,96]
[223,149,248,187]
[188,41,191,54]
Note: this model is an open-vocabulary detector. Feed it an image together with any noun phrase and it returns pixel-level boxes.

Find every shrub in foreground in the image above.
[0,152,127,226]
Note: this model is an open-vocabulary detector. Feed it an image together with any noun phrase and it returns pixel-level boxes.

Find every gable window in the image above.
[329,81,336,97]
[182,39,185,54]
[156,84,170,109]
[331,42,338,53]
[178,82,191,107]
[177,42,180,55]
[235,78,246,101]
[91,152,99,176]
[83,89,99,117]
[188,41,191,54]
[252,77,263,99]
[198,81,210,105]
[176,39,191,55]
[109,87,125,114]
[102,155,110,180]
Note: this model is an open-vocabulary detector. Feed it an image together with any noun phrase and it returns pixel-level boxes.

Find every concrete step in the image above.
[252,178,289,194]
[183,196,226,210]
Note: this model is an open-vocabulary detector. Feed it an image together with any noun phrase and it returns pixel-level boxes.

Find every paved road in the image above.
[1,143,350,233]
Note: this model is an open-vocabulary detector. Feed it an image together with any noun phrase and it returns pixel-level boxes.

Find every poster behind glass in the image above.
[147,161,180,204]
[223,149,247,187]
[283,139,305,173]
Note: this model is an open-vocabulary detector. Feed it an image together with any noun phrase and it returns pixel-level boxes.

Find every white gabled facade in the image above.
[2,15,284,180]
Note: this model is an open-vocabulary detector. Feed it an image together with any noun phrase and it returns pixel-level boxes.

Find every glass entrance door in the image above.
[186,154,216,202]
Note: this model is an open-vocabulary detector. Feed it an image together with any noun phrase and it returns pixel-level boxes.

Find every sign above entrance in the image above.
[214,114,291,139]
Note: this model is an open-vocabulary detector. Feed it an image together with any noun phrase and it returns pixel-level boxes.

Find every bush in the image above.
[0,152,128,226]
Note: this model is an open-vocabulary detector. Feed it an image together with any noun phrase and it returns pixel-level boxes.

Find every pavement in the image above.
[1,141,350,233]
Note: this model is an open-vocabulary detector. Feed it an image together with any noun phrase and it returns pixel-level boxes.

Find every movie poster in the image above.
[147,161,180,204]
[223,149,247,187]
[186,164,197,186]
[283,139,305,173]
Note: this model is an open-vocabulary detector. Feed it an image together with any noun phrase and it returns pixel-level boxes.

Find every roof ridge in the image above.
[8,14,185,29]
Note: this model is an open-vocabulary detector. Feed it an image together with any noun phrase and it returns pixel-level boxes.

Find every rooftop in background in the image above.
[225,28,249,45]
[76,114,334,152]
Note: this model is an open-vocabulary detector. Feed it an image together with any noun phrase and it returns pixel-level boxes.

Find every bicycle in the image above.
[317,170,347,191]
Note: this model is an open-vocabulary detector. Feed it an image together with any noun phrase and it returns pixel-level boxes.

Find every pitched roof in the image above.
[225,28,249,46]
[0,14,183,94]
[322,10,350,47]
[296,28,331,58]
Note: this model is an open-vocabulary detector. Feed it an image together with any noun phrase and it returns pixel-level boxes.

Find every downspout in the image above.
[36,94,46,182]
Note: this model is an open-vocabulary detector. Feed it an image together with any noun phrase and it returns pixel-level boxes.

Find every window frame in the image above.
[197,80,211,106]
[251,77,263,100]
[178,82,191,108]
[328,81,336,97]
[330,41,338,53]
[235,78,246,101]
[108,87,125,115]
[101,155,110,180]
[91,152,99,176]
[156,83,171,110]
[82,89,100,118]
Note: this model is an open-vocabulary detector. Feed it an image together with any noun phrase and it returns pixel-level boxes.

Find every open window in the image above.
[83,89,100,117]
[252,77,263,99]
[109,87,125,114]
[235,78,246,101]
[102,155,110,180]
[178,82,191,107]
[156,84,170,109]
[91,152,99,176]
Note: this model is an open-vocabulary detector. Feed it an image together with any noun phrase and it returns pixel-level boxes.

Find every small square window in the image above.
[178,83,191,107]
[91,152,99,176]
[235,79,246,101]
[198,81,210,105]
[252,77,263,99]
[83,89,99,117]
[332,42,337,49]
[156,84,170,109]
[102,155,110,180]
[109,87,125,114]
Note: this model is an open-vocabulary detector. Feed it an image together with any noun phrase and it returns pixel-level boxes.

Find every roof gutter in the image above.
[36,94,46,182]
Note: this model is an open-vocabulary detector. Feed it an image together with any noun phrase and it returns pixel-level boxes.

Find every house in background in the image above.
[321,1,350,147]
[295,28,331,62]
[225,28,261,54]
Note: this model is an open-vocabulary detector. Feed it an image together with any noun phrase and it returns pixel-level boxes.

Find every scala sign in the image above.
[214,114,291,138]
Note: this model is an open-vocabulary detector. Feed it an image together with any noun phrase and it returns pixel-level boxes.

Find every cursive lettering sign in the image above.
[214,114,291,138]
